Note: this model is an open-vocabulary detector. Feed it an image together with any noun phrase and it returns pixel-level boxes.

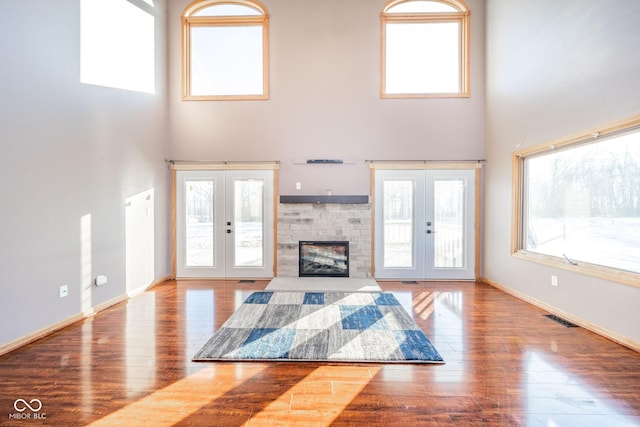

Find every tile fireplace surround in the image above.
[277,199,371,278]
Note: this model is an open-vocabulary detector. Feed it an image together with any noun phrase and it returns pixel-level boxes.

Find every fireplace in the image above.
[299,241,349,277]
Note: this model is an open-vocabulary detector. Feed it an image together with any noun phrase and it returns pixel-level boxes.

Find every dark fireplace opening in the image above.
[299,241,349,277]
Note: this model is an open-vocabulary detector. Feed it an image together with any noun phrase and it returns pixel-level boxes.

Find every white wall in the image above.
[0,0,170,348]
[485,0,640,343]
[8,0,637,351]
[168,0,486,195]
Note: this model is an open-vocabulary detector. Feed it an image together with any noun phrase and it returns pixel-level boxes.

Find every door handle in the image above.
[226,229,233,233]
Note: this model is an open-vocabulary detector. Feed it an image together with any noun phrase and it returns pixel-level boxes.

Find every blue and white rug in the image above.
[193,291,444,364]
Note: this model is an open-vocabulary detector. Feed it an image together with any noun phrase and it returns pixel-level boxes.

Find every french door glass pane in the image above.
[185,180,214,267]
[234,179,264,267]
[434,179,465,268]
[384,180,414,267]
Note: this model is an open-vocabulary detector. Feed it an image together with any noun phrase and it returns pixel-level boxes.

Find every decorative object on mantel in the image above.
[279,195,369,204]
[292,159,356,164]
[306,159,343,164]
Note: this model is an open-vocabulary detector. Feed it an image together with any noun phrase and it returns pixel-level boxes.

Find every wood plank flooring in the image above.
[1,280,640,426]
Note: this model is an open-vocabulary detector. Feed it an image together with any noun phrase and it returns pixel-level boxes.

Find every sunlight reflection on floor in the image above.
[86,365,267,426]
[245,365,380,426]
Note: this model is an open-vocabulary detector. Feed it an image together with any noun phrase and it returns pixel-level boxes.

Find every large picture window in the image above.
[381,0,470,98]
[182,0,269,100]
[512,114,640,287]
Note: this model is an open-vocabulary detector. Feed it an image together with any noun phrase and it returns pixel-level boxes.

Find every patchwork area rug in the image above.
[193,291,444,364]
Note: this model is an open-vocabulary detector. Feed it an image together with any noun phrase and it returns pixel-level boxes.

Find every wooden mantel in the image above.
[279,195,369,204]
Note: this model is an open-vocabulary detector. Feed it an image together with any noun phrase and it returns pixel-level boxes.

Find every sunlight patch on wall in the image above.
[80,0,155,93]
[80,214,93,315]
[125,189,155,294]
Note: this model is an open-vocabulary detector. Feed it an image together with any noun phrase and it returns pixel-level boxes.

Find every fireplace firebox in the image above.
[299,241,349,277]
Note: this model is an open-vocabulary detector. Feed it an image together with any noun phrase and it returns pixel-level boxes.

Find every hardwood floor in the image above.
[1,280,640,426]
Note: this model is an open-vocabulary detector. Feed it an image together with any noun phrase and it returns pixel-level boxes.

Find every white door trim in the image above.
[373,168,477,280]
[174,169,275,279]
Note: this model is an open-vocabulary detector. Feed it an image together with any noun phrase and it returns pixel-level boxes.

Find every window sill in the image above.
[512,250,640,288]
[182,94,269,101]
[381,92,470,99]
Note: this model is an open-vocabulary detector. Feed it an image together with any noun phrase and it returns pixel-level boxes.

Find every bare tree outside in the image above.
[525,130,640,273]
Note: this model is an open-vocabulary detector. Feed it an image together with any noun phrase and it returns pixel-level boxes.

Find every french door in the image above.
[176,170,274,278]
[374,169,476,280]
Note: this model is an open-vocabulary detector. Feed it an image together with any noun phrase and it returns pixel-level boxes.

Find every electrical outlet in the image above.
[59,285,69,298]
[95,275,108,286]
[296,182,302,190]
[551,275,559,287]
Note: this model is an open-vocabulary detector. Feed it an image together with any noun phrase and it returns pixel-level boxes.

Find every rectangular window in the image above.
[513,115,640,286]
[384,21,461,95]
[190,25,264,97]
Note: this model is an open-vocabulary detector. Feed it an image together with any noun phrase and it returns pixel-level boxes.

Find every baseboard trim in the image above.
[481,277,640,354]
[374,278,477,282]
[0,275,172,357]
[0,313,86,357]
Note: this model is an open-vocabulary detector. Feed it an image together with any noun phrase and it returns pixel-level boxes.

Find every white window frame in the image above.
[380,0,471,98]
[512,114,640,288]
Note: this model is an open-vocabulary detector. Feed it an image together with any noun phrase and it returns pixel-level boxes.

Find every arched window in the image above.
[381,0,470,98]
[182,0,269,100]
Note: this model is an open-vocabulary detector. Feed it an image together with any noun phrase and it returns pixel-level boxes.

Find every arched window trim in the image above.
[380,0,470,98]
[183,0,267,17]
[383,0,469,14]
[182,0,269,100]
